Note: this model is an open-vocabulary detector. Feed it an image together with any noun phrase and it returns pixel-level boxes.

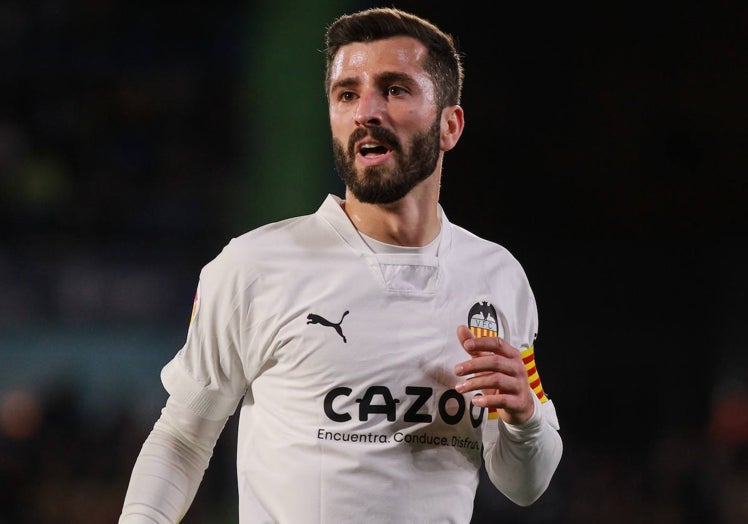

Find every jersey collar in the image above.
[317,194,453,258]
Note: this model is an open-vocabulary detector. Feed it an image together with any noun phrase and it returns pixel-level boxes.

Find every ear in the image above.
[439,105,465,152]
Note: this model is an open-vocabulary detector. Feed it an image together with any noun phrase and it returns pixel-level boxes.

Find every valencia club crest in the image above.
[467,301,500,338]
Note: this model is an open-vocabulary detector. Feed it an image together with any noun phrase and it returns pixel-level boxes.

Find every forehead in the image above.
[329,36,429,83]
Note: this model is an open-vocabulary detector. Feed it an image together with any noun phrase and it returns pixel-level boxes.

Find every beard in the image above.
[332,117,441,204]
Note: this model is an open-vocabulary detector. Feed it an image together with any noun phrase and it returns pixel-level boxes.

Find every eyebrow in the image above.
[376,71,417,88]
[330,71,419,93]
[330,77,359,93]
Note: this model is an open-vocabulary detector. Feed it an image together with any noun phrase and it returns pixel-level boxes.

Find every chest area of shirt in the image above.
[246,253,512,382]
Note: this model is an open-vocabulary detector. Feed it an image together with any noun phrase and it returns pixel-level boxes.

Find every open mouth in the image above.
[359,143,390,157]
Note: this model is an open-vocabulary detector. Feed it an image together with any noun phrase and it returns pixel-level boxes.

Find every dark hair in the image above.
[324,7,464,110]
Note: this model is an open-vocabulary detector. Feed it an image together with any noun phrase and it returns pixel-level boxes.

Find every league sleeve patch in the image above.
[189,285,200,327]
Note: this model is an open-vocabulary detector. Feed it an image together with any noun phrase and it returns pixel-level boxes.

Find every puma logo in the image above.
[307,310,349,343]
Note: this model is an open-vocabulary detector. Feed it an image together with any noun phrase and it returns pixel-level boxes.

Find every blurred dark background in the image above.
[1,1,746,523]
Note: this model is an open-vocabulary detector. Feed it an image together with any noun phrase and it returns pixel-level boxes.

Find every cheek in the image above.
[404,104,438,126]
[328,111,349,137]
[329,100,357,120]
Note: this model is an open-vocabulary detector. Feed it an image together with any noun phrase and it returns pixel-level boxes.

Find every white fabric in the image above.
[119,397,227,523]
[357,227,441,255]
[121,194,562,523]
[485,394,563,506]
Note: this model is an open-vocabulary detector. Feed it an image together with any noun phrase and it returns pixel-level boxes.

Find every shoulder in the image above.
[448,222,523,266]
[217,212,320,260]
[197,213,308,279]
[202,207,347,285]
[444,222,536,300]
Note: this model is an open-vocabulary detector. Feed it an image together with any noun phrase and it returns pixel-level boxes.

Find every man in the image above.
[119,7,562,523]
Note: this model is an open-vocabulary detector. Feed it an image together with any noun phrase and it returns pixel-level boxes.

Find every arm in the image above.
[119,396,228,524]
[482,394,562,505]
[454,325,562,506]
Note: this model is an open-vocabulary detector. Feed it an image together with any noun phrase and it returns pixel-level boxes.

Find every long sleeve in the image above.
[119,396,228,524]
[482,394,563,506]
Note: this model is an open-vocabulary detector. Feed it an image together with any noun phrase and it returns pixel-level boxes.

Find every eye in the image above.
[387,85,407,97]
[340,91,357,102]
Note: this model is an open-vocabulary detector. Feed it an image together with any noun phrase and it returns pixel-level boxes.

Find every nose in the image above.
[354,90,384,127]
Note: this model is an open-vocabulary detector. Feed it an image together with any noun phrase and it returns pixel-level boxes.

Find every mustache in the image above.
[347,127,402,157]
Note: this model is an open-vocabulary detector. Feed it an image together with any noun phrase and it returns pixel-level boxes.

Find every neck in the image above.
[341,174,441,247]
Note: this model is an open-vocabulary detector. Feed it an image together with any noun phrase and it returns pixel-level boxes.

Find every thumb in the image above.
[456,325,477,354]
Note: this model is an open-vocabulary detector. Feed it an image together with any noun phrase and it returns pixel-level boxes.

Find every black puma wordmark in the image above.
[307,310,349,343]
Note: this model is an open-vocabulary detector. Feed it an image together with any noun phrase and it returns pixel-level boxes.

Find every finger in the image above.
[470,391,526,413]
[455,353,515,377]
[456,325,499,358]
[456,371,522,395]
[467,334,522,361]
[456,325,475,351]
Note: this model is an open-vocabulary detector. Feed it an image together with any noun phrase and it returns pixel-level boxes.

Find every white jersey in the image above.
[161,194,558,523]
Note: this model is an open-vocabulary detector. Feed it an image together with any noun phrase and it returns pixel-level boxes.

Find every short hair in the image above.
[324,7,464,110]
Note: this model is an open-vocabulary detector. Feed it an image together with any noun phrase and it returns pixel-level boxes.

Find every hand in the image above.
[453,325,535,426]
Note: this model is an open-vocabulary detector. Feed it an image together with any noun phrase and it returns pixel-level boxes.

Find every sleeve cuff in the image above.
[500,393,545,441]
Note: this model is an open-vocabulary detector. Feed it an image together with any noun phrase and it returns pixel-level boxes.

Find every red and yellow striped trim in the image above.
[522,345,548,404]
